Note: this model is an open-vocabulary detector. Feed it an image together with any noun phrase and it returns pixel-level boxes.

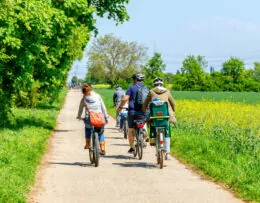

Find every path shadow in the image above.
[105,127,119,130]
[49,162,91,167]
[102,155,135,160]
[112,162,157,168]
[105,136,124,140]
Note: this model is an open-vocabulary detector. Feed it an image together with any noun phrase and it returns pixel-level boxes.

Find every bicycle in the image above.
[132,114,147,160]
[149,100,170,169]
[119,111,128,139]
[89,127,103,167]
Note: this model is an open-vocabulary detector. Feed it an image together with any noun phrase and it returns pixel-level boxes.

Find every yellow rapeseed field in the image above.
[176,100,260,137]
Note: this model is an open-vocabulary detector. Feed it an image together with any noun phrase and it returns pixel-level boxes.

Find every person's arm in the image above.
[77,99,84,119]
[117,95,130,111]
[142,91,152,112]
[167,90,175,112]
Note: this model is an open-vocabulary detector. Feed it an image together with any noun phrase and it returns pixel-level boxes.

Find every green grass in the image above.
[171,91,260,105]
[0,88,68,203]
[95,88,260,202]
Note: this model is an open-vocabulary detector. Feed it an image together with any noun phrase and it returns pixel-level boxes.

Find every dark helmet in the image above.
[116,84,121,88]
[153,77,164,85]
[132,73,145,81]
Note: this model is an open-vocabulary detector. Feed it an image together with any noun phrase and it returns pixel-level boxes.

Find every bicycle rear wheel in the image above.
[133,129,138,157]
[137,129,144,160]
[93,132,100,167]
[160,150,165,169]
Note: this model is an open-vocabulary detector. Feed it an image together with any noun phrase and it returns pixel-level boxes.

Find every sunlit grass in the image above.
[0,88,68,203]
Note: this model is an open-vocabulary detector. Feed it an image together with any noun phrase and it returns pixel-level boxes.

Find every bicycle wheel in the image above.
[137,129,144,160]
[89,135,94,164]
[157,150,160,165]
[160,150,165,169]
[123,119,128,139]
[133,129,138,157]
[93,132,100,167]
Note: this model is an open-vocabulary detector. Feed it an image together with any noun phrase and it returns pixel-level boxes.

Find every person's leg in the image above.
[165,125,172,160]
[97,127,106,155]
[127,112,135,153]
[119,114,123,129]
[116,102,120,127]
[84,127,91,149]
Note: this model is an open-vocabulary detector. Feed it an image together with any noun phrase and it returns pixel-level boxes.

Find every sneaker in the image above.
[165,153,172,160]
[128,148,135,154]
[119,128,123,131]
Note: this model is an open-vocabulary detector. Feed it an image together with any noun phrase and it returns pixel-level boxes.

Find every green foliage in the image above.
[86,34,148,87]
[0,0,130,125]
[172,56,260,92]
[143,52,166,88]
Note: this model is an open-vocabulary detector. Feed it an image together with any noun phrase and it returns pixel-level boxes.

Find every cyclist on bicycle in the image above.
[77,83,109,155]
[117,73,148,154]
[142,78,176,160]
[113,85,125,127]
[118,101,128,131]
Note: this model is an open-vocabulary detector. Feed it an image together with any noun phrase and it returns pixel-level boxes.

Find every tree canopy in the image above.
[0,0,130,125]
[86,33,148,87]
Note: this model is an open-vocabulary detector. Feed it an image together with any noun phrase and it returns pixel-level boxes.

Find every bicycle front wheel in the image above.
[160,150,165,169]
[93,132,100,167]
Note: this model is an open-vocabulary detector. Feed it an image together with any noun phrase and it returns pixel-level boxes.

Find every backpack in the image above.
[135,83,150,105]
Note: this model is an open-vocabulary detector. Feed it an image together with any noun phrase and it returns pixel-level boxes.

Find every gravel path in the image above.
[28,90,243,203]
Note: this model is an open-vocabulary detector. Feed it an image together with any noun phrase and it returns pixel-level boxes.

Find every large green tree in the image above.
[180,55,207,90]
[0,0,130,125]
[143,52,166,88]
[86,34,148,87]
[221,57,245,91]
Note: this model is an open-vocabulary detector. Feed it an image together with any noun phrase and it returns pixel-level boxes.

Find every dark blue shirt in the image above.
[126,82,144,112]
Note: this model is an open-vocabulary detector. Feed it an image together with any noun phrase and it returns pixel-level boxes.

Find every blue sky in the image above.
[68,0,260,81]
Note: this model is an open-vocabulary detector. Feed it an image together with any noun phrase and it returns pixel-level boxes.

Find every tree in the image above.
[221,57,245,91]
[252,62,260,81]
[86,34,148,87]
[143,52,166,88]
[180,55,207,90]
[0,0,130,125]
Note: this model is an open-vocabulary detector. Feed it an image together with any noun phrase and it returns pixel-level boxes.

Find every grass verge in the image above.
[0,88,68,203]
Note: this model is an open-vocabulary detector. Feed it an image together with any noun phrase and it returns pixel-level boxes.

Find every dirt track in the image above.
[28,89,243,203]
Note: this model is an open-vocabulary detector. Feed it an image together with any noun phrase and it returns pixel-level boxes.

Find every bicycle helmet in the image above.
[132,73,145,81]
[153,77,164,85]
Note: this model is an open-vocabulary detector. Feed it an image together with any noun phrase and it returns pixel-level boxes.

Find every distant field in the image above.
[94,88,260,104]
[171,91,260,104]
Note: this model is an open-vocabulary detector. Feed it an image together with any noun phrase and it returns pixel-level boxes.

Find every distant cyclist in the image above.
[113,85,125,127]
[77,83,109,155]
[142,78,176,160]
[117,73,149,154]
